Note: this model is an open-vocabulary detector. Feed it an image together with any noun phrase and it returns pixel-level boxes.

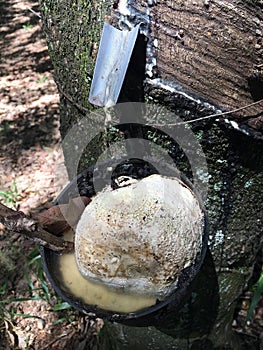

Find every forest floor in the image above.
[0,0,262,349]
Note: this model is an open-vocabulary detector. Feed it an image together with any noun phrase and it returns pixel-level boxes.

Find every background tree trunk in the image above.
[39,1,263,349]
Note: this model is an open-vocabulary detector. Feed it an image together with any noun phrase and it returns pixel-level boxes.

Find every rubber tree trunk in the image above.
[39,1,263,349]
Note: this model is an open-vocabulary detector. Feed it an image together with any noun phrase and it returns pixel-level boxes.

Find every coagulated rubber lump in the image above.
[75,174,204,297]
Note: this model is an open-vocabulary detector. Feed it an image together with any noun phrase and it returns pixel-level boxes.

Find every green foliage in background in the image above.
[0,246,72,330]
[246,272,263,322]
[0,181,21,209]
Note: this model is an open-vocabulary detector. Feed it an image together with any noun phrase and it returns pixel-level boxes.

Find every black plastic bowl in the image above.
[40,158,208,326]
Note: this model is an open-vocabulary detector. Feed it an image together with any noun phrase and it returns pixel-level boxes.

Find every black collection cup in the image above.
[41,158,208,327]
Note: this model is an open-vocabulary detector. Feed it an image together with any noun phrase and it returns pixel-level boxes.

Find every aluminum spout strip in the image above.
[89,22,140,108]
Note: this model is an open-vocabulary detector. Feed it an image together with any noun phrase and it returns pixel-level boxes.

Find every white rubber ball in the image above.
[75,174,204,297]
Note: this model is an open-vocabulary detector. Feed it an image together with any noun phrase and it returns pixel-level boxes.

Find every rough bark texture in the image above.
[123,0,263,133]
[141,1,263,120]
[39,1,263,349]
[39,0,112,177]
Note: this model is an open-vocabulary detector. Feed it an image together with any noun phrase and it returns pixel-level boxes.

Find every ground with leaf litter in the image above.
[0,1,262,349]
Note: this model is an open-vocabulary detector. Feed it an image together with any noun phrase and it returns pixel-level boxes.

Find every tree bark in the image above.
[140,1,263,122]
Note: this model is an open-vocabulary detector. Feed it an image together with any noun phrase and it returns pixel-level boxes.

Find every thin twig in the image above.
[148,99,263,126]
[40,330,74,350]
[27,7,41,19]
[0,203,73,253]
[57,85,91,114]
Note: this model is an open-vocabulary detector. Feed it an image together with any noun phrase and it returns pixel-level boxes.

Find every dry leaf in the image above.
[36,196,91,235]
